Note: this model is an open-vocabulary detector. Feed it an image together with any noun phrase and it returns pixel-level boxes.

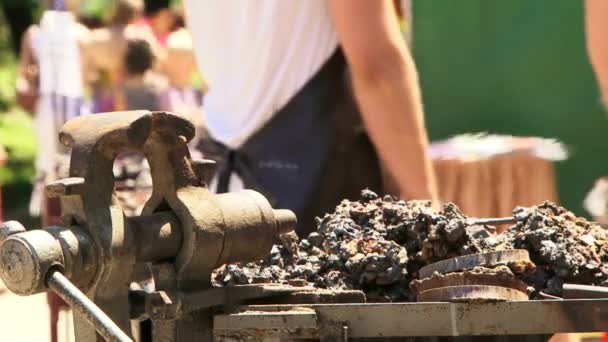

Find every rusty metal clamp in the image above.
[0,111,296,342]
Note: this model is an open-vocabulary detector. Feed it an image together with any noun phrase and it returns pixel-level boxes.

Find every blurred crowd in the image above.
[14,0,206,221]
[11,2,207,340]
[18,0,204,116]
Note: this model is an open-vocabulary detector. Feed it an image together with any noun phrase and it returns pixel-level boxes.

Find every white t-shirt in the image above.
[32,11,87,174]
[184,0,339,148]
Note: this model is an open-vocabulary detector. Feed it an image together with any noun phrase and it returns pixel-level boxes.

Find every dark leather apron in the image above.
[198,49,383,237]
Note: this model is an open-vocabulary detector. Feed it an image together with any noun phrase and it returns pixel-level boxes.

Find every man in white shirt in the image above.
[184,0,438,235]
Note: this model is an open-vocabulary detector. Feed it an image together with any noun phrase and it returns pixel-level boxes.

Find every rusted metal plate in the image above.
[148,284,365,318]
[214,299,608,338]
[215,308,318,340]
[245,287,366,305]
[145,284,365,320]
[411,271,529,295]
[417,285,529,302]
[418,249,531,279]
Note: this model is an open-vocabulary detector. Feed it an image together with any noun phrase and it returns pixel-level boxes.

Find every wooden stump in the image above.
[433,153,558,232]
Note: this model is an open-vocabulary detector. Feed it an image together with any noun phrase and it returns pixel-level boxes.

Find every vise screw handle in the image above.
[46,268,132,342]
[1,221,131,342]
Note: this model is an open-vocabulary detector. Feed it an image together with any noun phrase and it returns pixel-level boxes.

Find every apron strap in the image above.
[199,138,277,204]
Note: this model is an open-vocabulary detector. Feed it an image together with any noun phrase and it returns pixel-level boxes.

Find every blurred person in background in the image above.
[115,39,160,112]
[184,0,438,236]
[159,28,204,113]
[102,37,161,341]
[160,26,207,156]
[159,10,205,116]
[16,0,90,225]
[138,0,175,48]
[112,38,156,226]
[16,1,90,341]
[85,0,159,113]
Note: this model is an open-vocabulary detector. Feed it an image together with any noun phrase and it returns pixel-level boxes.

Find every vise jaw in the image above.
[0,111,296,342]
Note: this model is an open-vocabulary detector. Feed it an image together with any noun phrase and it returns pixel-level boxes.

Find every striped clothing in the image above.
[28,10,88,216]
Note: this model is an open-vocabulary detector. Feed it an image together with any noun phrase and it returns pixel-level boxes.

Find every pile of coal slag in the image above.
[501,202,608,295]
[213,191,608,300]
[214,189,496,301]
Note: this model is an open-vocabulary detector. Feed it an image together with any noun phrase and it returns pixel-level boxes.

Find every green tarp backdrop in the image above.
[413,0,608,216]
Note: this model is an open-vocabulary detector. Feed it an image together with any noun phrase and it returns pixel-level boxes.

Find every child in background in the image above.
[114,39,160,342]
[114,39,158,216]
[115,38,160,112]
[86,0,159,113]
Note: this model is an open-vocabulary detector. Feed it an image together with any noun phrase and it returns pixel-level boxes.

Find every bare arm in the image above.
[17,26,36,79]
[16,26,39,114]
[586,0,608,108]
[328,0,438,201]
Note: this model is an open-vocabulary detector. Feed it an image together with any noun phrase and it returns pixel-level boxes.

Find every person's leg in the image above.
[47,292,61,342]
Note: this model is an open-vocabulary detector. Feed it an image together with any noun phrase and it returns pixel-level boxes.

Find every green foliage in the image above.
[0,9,16,112]
[0,109,35,214]
[0,108,36,182]
[414,0,605,216]
[0,5,35,215]
[0,2,34,187]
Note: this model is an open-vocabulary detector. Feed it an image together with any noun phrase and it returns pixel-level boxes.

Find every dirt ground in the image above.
[0,278,73,342]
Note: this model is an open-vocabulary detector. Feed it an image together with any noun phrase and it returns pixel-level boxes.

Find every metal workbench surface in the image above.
[214,299,608,339]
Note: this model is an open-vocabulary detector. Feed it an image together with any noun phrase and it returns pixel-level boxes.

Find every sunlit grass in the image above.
[0,108,35,185]
[0,13,35,216]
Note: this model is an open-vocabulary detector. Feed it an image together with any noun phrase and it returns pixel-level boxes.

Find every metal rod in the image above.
[46,269,133,342]
[563,283,608,299]
[537,291,563,300]
[469,217,516,226]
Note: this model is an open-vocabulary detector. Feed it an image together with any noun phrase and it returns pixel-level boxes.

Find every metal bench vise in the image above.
[0,111,296,342]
